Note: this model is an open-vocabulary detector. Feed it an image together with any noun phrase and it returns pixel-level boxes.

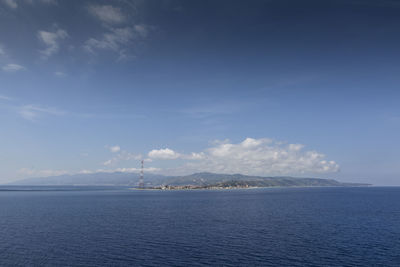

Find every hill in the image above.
[9,172,166,186]
[160,172,367,187]
[8,171,369,188]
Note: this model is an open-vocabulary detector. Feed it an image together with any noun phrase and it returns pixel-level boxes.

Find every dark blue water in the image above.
[0,187,399,266]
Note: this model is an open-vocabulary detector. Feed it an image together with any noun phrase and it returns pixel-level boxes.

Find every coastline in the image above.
[129,184,372,191]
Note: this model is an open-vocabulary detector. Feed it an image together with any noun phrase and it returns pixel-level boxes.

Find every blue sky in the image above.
[0,0,399,185]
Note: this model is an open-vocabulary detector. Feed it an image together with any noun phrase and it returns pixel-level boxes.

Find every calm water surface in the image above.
[0,186,399,266]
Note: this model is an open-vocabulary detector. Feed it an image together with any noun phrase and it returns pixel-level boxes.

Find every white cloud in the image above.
[2,63,25,72]
[19,104,66,121]
[37,27,68,58]
[78,169,93,174]
[84,25,150,60]
[89,5,125,24]
[148,148,181,160]
[147,149,204,161]
[288,143,305,151]
[108,145,121,153]
[103,159,113,166]
[84,27,133,57]
[153,137,340,176]
[184,152,206,160]
[2,0,17,8]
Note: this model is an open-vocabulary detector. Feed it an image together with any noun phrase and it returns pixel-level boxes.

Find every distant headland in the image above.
[8,171,370,188]
[138,172,369,190]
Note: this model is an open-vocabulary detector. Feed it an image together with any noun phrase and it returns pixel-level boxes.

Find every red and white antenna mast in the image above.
[139,159,144,188]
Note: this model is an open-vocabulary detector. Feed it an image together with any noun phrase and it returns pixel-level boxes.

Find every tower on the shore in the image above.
[138,160,144,188]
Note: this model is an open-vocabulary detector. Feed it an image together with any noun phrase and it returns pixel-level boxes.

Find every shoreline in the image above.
[129,184,372,191]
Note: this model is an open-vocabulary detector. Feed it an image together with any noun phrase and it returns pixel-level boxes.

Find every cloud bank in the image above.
[151,138,339,176]
[148,148,181,160]
[17,138,339,179]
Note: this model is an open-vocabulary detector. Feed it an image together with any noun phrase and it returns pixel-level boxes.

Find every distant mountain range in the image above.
[8,172,369,187]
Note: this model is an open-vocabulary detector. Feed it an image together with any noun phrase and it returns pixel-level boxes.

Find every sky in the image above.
[0,0,400,185]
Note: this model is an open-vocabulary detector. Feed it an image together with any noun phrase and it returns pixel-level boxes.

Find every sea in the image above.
[0,186,399,266]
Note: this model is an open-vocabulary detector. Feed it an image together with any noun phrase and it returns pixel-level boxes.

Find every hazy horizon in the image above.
[1,0,400,185]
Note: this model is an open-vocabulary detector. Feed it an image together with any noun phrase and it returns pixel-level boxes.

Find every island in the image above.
[8,171,370,189]
[137,172,369,190]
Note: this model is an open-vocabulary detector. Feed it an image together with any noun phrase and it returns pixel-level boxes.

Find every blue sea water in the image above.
[0,186,399,266]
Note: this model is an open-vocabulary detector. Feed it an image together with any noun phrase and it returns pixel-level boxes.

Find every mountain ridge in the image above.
[7,172,370,187]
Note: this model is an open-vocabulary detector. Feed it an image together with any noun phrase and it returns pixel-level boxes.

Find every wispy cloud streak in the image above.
[18,105,66,121]
[2,64,25,72]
